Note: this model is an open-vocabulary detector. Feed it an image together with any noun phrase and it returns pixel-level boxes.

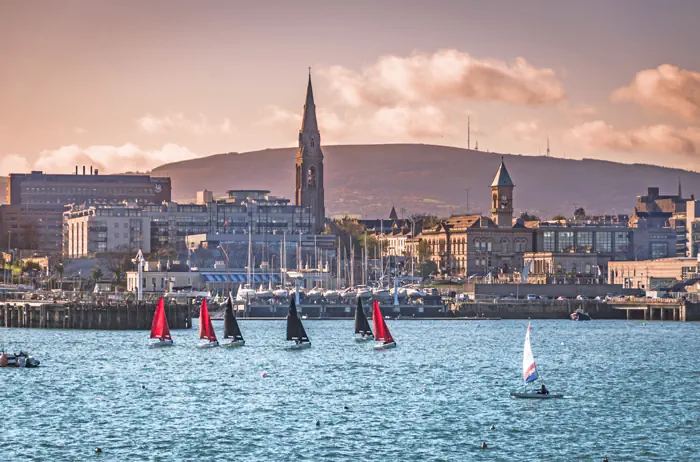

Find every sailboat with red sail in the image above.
[372,300,396,350]
[149,297,174,347]
[197,299,219,348]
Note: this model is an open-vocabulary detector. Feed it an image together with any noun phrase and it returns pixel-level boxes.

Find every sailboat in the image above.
[354,298,374,341]
[197,299,219,348]
[222,295,245,348]
[286,299,311,350]
[510,322,563,399]
[149,297,174,347]
[372,300,396,350]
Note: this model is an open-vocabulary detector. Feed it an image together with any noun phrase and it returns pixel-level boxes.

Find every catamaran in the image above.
[197,299,219,348]
[222,296,245,348]
[149,297,174,347]
[510,321,563,399]
[286,299,311,350]
[372,300,396,350]
[354,298,374,341]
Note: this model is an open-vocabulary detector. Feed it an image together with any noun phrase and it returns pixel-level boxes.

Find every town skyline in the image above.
[3,0,700,176]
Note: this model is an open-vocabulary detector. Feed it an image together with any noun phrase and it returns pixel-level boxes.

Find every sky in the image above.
[2,0,700,175]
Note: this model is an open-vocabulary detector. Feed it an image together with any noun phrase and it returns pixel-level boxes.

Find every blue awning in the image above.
[200,273,281,284]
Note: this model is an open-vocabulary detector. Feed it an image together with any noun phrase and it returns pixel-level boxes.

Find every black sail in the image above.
[286,299,309,342]
[354,298,373,336]
[224,297,243,341]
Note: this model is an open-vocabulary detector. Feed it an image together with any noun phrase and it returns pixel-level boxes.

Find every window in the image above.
[558,232,574,252]
[114,222,119,228]
[596,232,612,252]
[543,231,555,252]
[501,238,509,253]
[577,232,593,252]
[115,233,120,238]
[651,242,668,259]
[614,232,630,253]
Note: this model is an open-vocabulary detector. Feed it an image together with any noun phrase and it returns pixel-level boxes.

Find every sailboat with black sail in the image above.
[286,299,311,350]
[222,295,245,348]
[372,300,396,350]
[149,297,174,347]
[354,298,374,341]
[510,321,563,399]
[197,299,219,348]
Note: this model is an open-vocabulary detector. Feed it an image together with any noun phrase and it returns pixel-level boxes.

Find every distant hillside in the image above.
[151,144,700,219]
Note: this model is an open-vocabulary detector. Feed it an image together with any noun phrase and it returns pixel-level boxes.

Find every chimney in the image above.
[90,166,93,175]
[83,166,86,175]
[94,169,99,176]
[75,165,78,175]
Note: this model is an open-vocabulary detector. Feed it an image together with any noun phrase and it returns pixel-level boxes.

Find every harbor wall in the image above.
[208,301,451,319]
[456,300,625,320]
[466,283,640,299]
[0,302,192,330]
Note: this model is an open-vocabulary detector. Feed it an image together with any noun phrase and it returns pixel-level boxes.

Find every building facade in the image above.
[294,73,325,233]
[2,168,170,252]
[608,257,699,290]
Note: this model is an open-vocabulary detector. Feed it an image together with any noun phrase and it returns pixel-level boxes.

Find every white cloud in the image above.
[137,113,234,135]
[570,120,700,155]
[29,143,201,174]
[370,105,455,139]
[321,49,566,108]
[612,64,700,122]
[0,154,31,176]
[501,120,541,144]
[255,105,302,127]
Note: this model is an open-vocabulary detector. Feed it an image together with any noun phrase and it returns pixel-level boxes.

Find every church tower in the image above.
[490,157,514,227]
[295,72,325,233]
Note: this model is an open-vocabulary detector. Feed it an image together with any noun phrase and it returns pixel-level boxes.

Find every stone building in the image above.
[608,257,699,290]
[295,73,325,233]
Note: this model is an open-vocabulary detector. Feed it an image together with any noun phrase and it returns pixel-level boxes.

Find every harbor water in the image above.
[2,320,699,461]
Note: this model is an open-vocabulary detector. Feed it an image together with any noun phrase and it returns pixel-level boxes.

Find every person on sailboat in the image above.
[538,384,549,395]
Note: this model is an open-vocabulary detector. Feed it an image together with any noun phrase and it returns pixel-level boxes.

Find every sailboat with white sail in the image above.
[197,299,219,348]
[149,297,174,347]
[510,321,563,399]
[222,295,245,348]
[354,298,374,341]
[286,299,311,350]
[372,300,396,350]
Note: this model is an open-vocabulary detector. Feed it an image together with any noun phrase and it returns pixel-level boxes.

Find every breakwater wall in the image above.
[209,302,451,319]
[456,300,625,320]
[1,302,192,329]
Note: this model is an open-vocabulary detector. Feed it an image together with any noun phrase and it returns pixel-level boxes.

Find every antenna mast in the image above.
[546,136,550,157]
[467,116,471,150]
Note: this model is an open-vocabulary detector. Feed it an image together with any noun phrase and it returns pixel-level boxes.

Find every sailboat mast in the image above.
[350,234,355,287]
[363,231,368,285]
[247,222,252,287]
[336,236,341,290]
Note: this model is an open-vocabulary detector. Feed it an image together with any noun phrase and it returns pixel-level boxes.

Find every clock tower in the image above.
[490,157,514,228]
[294,71,325,233]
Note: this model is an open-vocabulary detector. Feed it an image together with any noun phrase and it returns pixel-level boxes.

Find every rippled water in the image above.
[2,320,699,461]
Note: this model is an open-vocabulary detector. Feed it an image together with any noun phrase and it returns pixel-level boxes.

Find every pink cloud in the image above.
[571,120,700,155]
[321,49,566,108]
[612,64,700,122]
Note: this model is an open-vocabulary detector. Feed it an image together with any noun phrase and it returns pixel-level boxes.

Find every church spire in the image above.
[301,70,318,133]
[678,176,683,199]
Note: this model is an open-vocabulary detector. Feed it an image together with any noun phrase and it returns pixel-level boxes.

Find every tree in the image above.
[98,251,135,286]
[419,261,438,278]
[519,212,540,221]
[574,207,586,219]
[411,214,440,229]
[91,266,104,282]
[417,240,431,263]
[552,214,566,221]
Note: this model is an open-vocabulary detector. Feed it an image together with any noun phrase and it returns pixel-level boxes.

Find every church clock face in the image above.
[500,195,508,207]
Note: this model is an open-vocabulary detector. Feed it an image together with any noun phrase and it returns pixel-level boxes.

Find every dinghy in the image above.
[286,299,311,350]
[222,296,245,347]
[372,300,396,350]
[0,351,40,368]
[510,321,563,399]
[149,297,174,347]
[354,298,374,341]
[197,299,219,348]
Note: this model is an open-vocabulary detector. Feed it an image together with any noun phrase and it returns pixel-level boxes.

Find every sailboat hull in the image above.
[510,392,564,399]
[286,342,312,350]
[355,335,374,342]
[197,340,220,349]
[149,339,174,348]
[374,341,397,350]
[222,339,246,348]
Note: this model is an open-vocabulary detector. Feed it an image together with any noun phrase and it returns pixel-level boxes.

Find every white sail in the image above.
[522,321,539,384]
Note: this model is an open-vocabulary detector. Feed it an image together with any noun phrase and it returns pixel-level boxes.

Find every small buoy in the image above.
[602,457,609,462]
[95,448,102,454]
[141,385,145,389]
[344,405,349,410]
[260,371,268,377]
[316,420,320,427]
[489,424,495,431]
[480,442,488,449]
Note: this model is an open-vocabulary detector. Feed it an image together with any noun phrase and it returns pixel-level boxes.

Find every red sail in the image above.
[150,297,172,340]
[372,300,394,343]
[199,299,218,342]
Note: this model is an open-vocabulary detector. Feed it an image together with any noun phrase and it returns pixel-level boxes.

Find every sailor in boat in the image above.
[537,384,550,395]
